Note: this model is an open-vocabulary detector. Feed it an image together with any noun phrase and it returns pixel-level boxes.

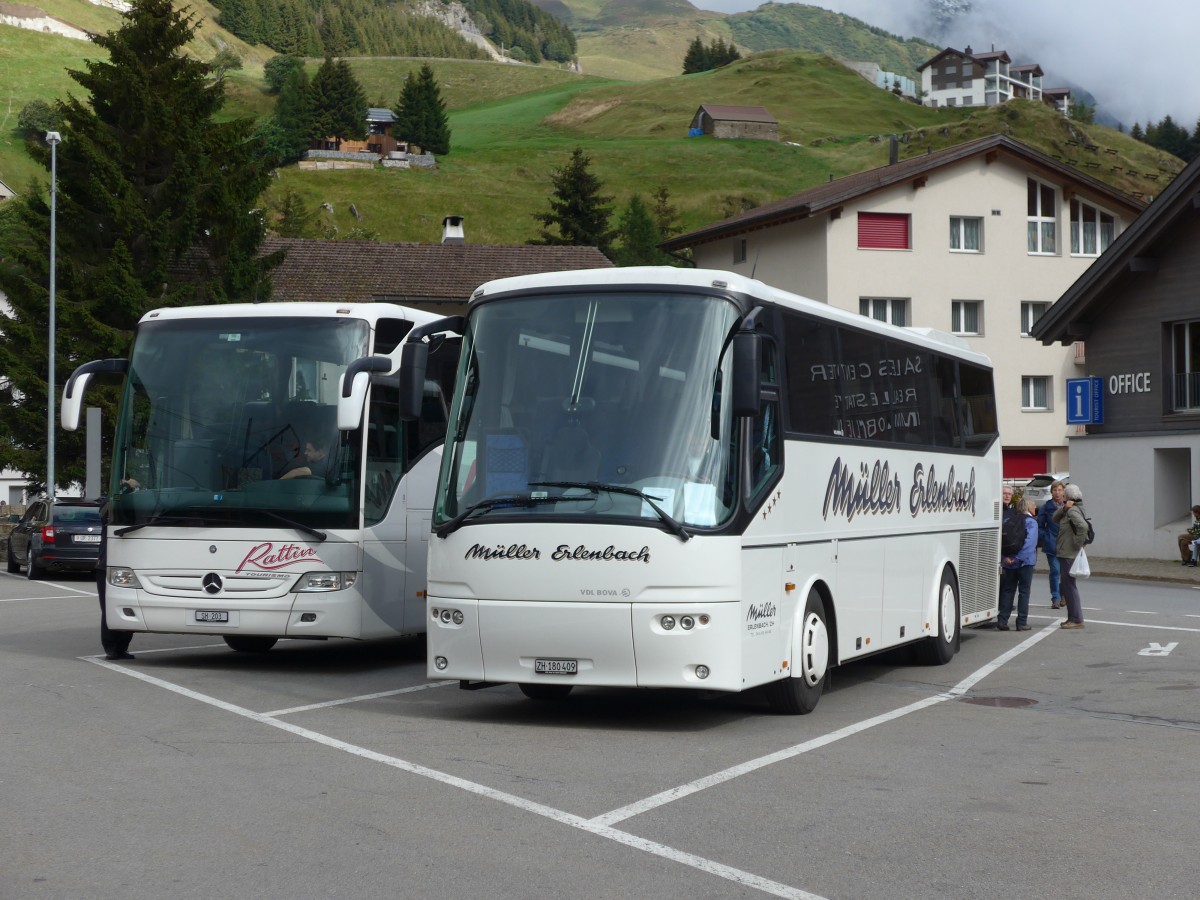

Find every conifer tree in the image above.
[614,195,667,267]
[682,36,707,74]
[309,57,367,146]
[531,147,616,259]
[0,0,274,492]
[393,64,451,155]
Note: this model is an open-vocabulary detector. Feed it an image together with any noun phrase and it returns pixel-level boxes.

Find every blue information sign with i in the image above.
[1066,377,1104,425]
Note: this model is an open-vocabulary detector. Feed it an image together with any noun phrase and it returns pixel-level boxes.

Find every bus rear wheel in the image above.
[767,588,829,715]
[917,568,959,666]
[223,635,278,653]
[519,682,573,701]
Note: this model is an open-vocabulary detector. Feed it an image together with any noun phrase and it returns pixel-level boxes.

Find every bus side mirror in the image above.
[338,355,391,430]
[732,331,762,418]
[397,341,429,421]
[61,358,128,431]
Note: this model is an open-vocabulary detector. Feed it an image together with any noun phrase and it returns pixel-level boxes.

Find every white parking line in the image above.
[1125,610,1157,615]
[0,594,93,602]
[591,622,1060,828]
[81,656,824,900]
[262,681,457,717]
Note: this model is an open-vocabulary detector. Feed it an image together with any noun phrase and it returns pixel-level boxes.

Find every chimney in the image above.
[888,134,899,165]
[964,45,972,56]
[441,215,465,244]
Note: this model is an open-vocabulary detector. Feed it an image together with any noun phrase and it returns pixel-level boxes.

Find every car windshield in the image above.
[435,291,742,531]
[109,315,370,529]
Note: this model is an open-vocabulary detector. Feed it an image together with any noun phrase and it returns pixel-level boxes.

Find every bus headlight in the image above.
[108,567,141,588]
[293,571,358,592]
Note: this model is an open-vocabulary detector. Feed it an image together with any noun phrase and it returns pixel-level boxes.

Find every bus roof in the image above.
[137,301,444,328]
[469,266,993,369]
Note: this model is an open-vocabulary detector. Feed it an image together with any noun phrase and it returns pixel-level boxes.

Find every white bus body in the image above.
[62,302,458,652]
[402,268,1001,712]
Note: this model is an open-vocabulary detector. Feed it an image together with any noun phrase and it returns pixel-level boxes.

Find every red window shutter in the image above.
[858,212,910,249]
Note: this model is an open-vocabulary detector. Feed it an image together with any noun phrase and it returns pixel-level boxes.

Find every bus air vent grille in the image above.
[957,528,1000,616]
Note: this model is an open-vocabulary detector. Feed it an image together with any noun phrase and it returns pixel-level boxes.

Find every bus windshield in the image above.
[109,316,370,530]
[435,292,742,531]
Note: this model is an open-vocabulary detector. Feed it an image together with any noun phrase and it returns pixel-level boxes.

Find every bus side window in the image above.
[365,381,401,526]
[748,342,782,498]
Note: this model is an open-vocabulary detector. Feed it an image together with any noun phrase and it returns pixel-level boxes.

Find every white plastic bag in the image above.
[1070,548,1091,578]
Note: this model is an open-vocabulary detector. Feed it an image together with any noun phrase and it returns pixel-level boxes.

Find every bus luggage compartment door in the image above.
[477,600,637,687]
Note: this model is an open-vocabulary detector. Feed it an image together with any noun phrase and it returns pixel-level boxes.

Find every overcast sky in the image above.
[693,0,1198,128]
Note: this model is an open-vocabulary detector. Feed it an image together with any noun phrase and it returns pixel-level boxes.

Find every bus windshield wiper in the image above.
[115,511,326,541]
[530,481,692,542]
[260,510,327,542]
[436,493,566,538]
[113,514,218,537]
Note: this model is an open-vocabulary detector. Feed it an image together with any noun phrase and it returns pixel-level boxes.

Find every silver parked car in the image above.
[1024,473,1069,511]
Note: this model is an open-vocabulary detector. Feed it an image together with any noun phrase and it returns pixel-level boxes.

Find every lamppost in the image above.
[46,130,61,501]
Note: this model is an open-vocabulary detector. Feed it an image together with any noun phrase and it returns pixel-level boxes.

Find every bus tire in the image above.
[519,682,573,701]
[918,567,959,666]
[223,635,278,653]
[766,588,829,715]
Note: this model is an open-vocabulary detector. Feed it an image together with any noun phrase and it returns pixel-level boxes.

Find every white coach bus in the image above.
[397,268,1001,713]
[62,302,458,652]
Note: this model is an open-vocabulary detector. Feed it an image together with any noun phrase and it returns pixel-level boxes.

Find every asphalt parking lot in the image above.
[3,572,1198,900]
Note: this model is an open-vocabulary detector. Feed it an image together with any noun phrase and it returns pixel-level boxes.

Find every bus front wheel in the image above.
[519,682,573,701]
[918,568,959,666]
[223,635,278,653]
[767,588,829,715]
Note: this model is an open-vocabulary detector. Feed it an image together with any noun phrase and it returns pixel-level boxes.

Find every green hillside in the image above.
[727,2,939,77]
[0,3,1182,255]
[259,51,1179,245]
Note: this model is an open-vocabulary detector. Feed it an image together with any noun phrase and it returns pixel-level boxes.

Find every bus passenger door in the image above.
[833,538,882,659]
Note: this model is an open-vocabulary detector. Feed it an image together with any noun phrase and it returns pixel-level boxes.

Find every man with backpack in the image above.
[998,493,1038,631]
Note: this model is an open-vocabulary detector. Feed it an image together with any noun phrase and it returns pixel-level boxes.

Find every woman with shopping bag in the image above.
[1053,483,1091,630]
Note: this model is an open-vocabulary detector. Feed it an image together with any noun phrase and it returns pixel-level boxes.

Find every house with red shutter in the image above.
[660,135,1145,480]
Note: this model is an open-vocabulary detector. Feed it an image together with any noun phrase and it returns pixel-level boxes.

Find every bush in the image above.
[17,100,62,137]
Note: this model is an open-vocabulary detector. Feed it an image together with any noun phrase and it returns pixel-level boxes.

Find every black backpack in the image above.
[1084,518,1095,546]
[1000,507,1026,556]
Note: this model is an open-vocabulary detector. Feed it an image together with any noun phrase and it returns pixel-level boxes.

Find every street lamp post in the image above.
[46,130,61,501]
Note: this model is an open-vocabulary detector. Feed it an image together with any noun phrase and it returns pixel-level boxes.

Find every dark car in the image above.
[6,499,103,579]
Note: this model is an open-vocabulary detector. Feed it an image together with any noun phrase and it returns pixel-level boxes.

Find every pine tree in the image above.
[614,195,666,267]
[309,57,367,146]
[0,0,274,492]
[1130,121,1144,141]
[650,186,681,239]
[682,36,707,75]
[392,64,451,155]
[531,147,616,259]
[270,64,313,162]
[415,64,451,155]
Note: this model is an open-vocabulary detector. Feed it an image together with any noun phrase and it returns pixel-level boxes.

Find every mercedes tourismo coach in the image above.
[397,268,1001,712]
[62,302,458,652]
